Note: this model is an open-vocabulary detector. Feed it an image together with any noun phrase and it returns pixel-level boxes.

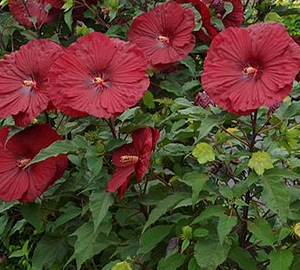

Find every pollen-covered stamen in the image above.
[120,155,139,163]
[157,35,170,44]
[23,80,36,88]
[243,66,259,76]
[92,76,105,85]
[17,158,31,168]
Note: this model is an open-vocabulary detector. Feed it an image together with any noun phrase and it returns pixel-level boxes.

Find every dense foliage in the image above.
[0,0,300,269]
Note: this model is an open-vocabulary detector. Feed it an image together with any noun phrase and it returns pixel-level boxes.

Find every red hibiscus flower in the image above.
[203,0,243,29]
[48,32,149,118]
[202,23,300,115]
[127,1,195,70]
[106,127,160,199]
[176,0,218,42]
[0,124,68,203]
[8,0,62,28]
[0,39,64,126]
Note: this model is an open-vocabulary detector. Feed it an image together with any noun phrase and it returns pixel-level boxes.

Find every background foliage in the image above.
[1,0,300,269]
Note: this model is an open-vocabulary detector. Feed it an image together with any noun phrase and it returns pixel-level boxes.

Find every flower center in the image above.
[120,155,139,163]
[242,66,259,77]
[23,80,36,88]
[157,35,170,44]
[92,76,105,86]
[17,158,31,168]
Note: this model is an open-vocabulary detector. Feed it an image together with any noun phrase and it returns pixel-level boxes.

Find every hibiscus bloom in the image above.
[0,124,68,203]
[176,0,218,42]
[8,0,62,28]
[203,0,243,29]
[106,127,160,199]
[202,23,300,115]
[48,32,149,118]
[0,39,64,126]
[127,1,195,69]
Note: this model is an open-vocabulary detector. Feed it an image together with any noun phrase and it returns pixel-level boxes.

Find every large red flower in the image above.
[203,0,243,29]
[48,32,149,118]
[0,124,68,203]
[0,39,64,126]
[127,1,195,69]
[8,0,62,28]
[202,23,300,115]
[106,127,160,199]
[176,0,218,42]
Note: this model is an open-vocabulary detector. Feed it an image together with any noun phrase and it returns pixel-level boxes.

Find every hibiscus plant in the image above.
[0,0,300,270]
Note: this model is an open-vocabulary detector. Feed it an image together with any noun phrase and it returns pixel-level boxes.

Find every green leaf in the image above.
[194,237,231,269]
[269,250,294,270]
[181,172,208,206]
[192,205,225,224]
[260,171,291,221]
[192,142,215,164]
[138,225,172,254]
[87,156,103,178]
[157,253,186,270]
[90,190,114,233]
[27,137,87,166]
[198,115,219,140]
[229,246,257,270]
[248,218,276,246]
[264,12,283,22]
[64,8,73,31]
[248,151,274,175]
[217,214,237,244]
[0,215,8,235]
[223,2,233,18]
[142,192,188,233]
[188,258,201,270]
[32,235,68,270]
[20,203,43,230]
[143,91,155,109]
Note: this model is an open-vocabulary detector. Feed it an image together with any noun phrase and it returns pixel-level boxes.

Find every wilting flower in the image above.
[203,0,243,29]
[202,23,300,115]
[0,124,68,203]
[8,0,62,28]
[128,1,195,69]
[48,32,149,118]
[176,0,218,42]
[0,39,64,126]
[106,127,159,199]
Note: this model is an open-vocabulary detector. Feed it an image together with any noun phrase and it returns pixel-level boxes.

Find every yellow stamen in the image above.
[157,35,170,44]
[17,158,31,168]
[23,80,36,87]
[93,76,104,85]
[120,155,139,163]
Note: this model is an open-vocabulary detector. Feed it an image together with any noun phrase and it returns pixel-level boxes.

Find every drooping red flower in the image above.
[127,1,196,69]
[48,32,149,118]
[176,0,218,42]
[8,0,62,28]
[202,23,300,115]
[106,127,160,199]
[203,0,243,29]
[194,91,214,108]
[0,39,64,126]
[0,124,68,203]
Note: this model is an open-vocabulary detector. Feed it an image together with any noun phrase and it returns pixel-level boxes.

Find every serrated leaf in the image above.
[142,91,155,109]
[269,250,293,270]
[138,225,172,254]
[229,246,257,270]
[248,151,273,175]
[157,253,186,270]
[142,192,188,233]
[248,218,276,246]
[192,142,215,164]
[217,214,237,244]
[90,190,114,233]
[260,173,291,221]
[27,139,85,167]
[198,115,219,140]
[194,237,231,269]
[181,172,208,207]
